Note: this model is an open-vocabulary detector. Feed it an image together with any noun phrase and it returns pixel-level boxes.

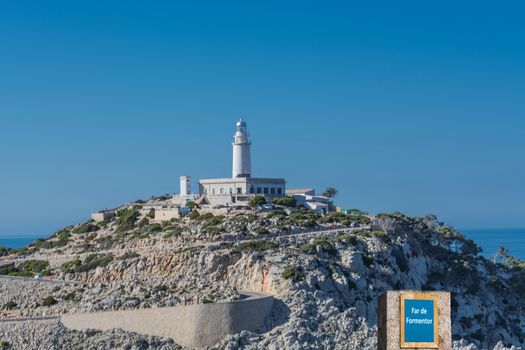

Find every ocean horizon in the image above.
[1,228,524,259]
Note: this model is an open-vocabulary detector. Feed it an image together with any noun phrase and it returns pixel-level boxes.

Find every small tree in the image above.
[188,209,200,220]
[147,208,155,219]
[322,187,338,198]
[186,201,198,209]
[274,197,297,207]
[249,195,267,208]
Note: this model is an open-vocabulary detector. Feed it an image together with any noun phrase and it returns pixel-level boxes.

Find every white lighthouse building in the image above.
[232,118,252,178]
[199,118,286,204]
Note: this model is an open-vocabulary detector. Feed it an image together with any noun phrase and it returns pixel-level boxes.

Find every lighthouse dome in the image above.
[236,118,246,129]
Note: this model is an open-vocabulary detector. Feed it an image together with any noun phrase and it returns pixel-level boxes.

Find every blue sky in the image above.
[1,1,524,236]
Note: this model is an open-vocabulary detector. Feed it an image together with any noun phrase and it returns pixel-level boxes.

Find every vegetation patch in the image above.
[18,260,50,274]
[0,260,50,277]
[234,240,278,253]
[281,265,304,282]
[273,196,296,207]
[118,251,140,260]
[41,296,57,307]
[62,259,82,273]
[249,195,267,207]
[115,206,141,232]
[2,301,17,310]
[164,225,183,238]
[299,237,337,256]
[73,223,100,234]
[72,254,114,273]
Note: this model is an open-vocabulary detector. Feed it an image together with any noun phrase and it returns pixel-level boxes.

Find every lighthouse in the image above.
[199,118,285,201]
[232,118,252,178]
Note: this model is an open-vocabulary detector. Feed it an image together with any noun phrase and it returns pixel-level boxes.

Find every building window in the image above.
[263,187,269,194]
[212,188,215,195]
[277,188,282,195]
[229,188,233,194]
[237,187,242,194]
[220,188,224,194]
[257,187,262,194]
[270,188,275,194]
[204,189,207,194]
[250,186,255,194]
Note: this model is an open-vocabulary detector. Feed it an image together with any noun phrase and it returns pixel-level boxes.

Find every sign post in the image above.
[399,292,438,348]
[378,291,450,350]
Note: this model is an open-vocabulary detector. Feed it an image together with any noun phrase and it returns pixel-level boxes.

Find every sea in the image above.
[1,228,524,259]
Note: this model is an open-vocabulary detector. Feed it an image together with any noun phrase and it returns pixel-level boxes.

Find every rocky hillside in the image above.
[0,200,524,349]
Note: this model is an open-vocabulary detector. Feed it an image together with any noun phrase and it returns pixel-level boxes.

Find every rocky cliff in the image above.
[0,202,523,349]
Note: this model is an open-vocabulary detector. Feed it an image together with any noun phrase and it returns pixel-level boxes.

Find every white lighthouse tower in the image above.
[232,118,252,178]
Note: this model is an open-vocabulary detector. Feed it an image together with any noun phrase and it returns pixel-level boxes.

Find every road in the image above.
[0,225,369,267]
[0,315,59,323]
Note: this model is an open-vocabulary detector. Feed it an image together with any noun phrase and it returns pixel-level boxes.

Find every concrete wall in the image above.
[61,291,273,348]
[91,212,115,222]
[154,208,181,222]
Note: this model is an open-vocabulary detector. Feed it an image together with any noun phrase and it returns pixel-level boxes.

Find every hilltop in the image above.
[0,197,524,349]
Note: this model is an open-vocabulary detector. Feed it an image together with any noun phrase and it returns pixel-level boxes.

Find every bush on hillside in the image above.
[62,259,82,273]
[18,260,49,274]
[73,223,100,234]
[281,265,304,282]
[273,197,296,207]
[41,296,57,307]
[234,241,278,253]
[188,210,200,220]
[249,195,267,207]
[115,207,140,232]
[2,301,17,310]
[73,254,114,273]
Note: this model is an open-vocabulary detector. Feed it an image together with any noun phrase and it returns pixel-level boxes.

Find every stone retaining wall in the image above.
[61,291,273,348]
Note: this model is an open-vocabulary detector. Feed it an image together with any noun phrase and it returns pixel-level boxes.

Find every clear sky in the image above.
[1,1,524,236]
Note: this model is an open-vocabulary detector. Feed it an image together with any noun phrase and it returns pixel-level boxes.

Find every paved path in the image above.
[0,316,59,323]
[0,274,76,285]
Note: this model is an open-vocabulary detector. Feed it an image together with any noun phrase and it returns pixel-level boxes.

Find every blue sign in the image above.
[403,299,435,343]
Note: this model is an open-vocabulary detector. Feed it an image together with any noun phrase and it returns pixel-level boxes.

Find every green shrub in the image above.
[154,285,169,292]
[73,223,100,234]
[188,210,200,220]
[2,301,17,310]
[273,197,296,207]
[149,223,162,232]
[281,265,303,282]
[164,226,183,238]
[299,237,337,256]
[63,291,77,301]
[41,296,57,307]
[362,254,374,268]
[137,217,149,228]
[186,201,198,209]
[18,260,49,274]
[118,251,140,260]
[337,234,359,245]
[147,208,155,219]
[249,195,267,207]
[62,259,82,273]
[54,230,72,240]
[31,236,69,250]
[234,241,278,253]
[201,215,225,235]
[115,207,140,232]
[74,254,114,273]
[254,227,270,235]
[0,260,49,277]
